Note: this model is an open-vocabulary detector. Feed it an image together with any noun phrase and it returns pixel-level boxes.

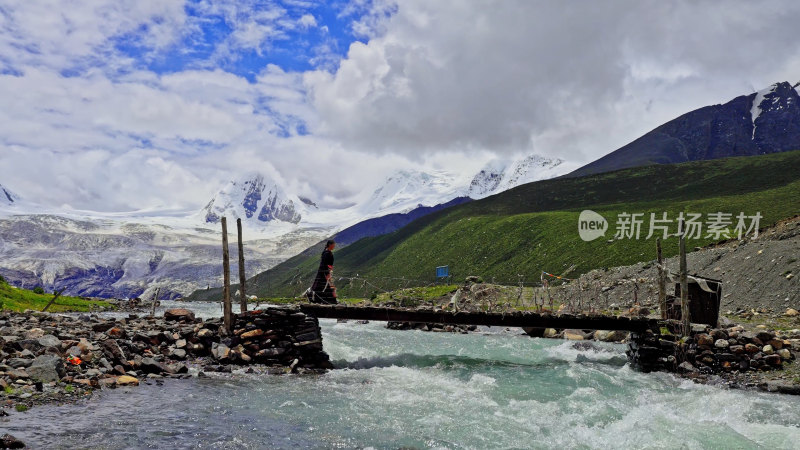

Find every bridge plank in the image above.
[298,305,657,332]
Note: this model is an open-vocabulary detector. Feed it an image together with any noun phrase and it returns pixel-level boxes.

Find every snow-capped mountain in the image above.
[1,183,19,206]
[358,170,465,215]
[202,174,302,225]
[467,155,569,199]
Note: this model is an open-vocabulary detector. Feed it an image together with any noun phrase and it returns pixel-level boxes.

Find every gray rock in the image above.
[170,348,187,360]
[139,357,171,375]
[211,343,230,361]
[38,334,62,350]
[27,354,65,382]
[6,358,32,369]
[678,361,698,373]
[714,339,730,349]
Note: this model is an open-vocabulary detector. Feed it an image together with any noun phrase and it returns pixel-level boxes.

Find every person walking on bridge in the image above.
[307,240,338,304]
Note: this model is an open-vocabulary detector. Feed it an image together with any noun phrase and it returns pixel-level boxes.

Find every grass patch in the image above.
[0,279,112,312]
[15,404,28,412]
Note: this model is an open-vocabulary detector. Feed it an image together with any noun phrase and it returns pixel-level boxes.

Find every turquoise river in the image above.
[2,301,800,449]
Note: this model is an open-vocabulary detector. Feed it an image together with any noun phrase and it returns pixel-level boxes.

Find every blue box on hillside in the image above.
[435,266,449,279]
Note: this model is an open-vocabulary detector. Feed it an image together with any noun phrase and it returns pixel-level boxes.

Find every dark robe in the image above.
[308,248,337,304]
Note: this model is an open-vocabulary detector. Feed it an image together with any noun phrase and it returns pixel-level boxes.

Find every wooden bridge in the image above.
[298,304,660,333]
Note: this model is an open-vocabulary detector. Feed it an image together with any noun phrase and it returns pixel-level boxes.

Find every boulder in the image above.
[785,308,800,317]
[1,433,25,449]
[139,357,171,375]
[164,309,195,322]
[27,354,65,382]
[543,328,559,338]
[38,334,62,350]
[563,330,585,341]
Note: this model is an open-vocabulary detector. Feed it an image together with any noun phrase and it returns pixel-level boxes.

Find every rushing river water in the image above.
[3,301,800,449]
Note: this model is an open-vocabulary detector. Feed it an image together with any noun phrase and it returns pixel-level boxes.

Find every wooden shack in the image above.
[665,275,722,327]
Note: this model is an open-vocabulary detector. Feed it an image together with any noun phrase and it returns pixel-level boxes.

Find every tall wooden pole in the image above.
[656,238,666,319]
[150,287,160,317]
[221,217,232,334]
[237,218,247,313]
[679,218,690,336]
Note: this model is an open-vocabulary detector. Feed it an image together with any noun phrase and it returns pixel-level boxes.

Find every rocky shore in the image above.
[0,307,331,414]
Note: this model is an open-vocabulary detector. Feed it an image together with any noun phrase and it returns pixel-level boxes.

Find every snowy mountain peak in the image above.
[467,154,565,199]
[202,173,301,225]
[751,82,798,140]
[363,169,462,214]
[0,183,19,206]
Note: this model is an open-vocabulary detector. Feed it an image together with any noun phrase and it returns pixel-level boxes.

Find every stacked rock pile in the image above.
[210,308,333,371]
[627,323,799,374]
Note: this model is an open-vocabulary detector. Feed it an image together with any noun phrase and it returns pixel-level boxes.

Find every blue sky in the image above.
[114,1,364,79]
[0,0,798,212]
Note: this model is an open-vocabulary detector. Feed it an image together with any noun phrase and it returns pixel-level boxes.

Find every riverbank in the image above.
[0,307,331,417]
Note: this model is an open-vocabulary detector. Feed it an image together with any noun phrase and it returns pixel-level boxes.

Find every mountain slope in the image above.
[202,151,800,300]
[568,81,800,177]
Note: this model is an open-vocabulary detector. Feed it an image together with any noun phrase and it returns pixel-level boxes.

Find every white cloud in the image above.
[0,0,186,72]
[305,0,800,162]
[2,0,800,213]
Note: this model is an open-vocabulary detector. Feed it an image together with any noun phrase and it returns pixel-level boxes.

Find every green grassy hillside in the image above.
[0,277,112,312]
[188,151,800,301]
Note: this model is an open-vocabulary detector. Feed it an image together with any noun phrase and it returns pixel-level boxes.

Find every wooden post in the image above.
[222,217,232,334]
[42,290,63,312]
[656,238,666,319]
[150,287,161,317]
[679,218,690,336]
[237,218,247,313]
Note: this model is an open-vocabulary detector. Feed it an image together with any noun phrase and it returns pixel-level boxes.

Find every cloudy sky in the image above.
[0,0,798,212]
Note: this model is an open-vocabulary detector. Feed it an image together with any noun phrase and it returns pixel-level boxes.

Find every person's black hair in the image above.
[326,239,335,247]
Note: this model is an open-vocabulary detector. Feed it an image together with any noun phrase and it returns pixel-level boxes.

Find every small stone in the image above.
[745,343,760,353]
[107,327,126,338]
[768,339,784,350]
[677,361,698,373]
[714,339,729,349]
[164,309,195,322]
[117,375,139,386]
[763,345,774,355]
[697,334,714,346]
[98,377,117,388]
[777,348,792,360]
[240,329,264,340]
[175,339,187,349]
[765,354,782,366]
[197,328,213,338]
[23,328,45,340]
[785,308,799,317]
